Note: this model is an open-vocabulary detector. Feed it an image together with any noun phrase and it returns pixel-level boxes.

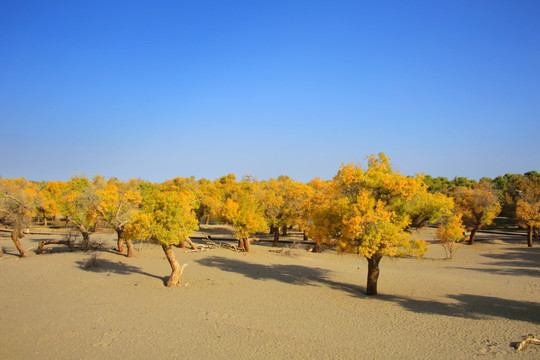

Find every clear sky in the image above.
[1,1,539,183]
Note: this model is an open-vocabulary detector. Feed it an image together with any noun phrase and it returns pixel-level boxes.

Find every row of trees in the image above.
[1,154,538,295]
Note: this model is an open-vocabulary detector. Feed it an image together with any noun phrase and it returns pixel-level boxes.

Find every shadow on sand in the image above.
[76,257,168,285]
[379,293,540,325]
[196,256,540,325]
[455,246,540,277]
[195,255,364,297]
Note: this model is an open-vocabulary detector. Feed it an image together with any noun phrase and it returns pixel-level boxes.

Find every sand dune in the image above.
[1,228,539,359]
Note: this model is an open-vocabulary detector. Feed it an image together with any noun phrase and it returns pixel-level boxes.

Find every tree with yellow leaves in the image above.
[96,178,142,257]
[125,186,199,286]
[300,178,341,252]
[334,154,427,295]
[0,178,41,258]
[513,175,540,247]
[437,214,466,259]
[452,183,501,245]
[53,177,99,251]
[35,181,59,227]
[196,178,224,225]
[222,180,267,252]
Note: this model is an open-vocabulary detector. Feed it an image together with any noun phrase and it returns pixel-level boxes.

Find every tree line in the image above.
[1,154,538,295]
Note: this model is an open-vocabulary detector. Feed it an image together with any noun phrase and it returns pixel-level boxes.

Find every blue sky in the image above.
[1,1,539,182]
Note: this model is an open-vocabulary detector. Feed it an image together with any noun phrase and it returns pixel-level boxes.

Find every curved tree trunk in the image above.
[80,228,91,251]
[527,225,534,247]
[11,229,26,258]
[162,244,185,287]
[126,239,134,258]
[116,229,125,255]
[272,229,280,247]
[468,228,478,245]
[366,253,383,296]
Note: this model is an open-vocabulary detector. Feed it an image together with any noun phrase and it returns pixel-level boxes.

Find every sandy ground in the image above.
[1,227,539,360]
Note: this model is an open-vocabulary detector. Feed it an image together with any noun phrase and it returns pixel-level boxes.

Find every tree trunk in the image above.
[126,239,134,258]
[468,228,478,245]
[303,230,308,241]
[185,237,197,250]
[80,228,91,251]
[116,229,125,255]
[527,225,534,247]
[281,225,288,236]
[205,214,210,225]
[238,238,251,252]
[178,240,186,249]
[43,217,48,227]
[269,225,276,235]
[162,243,184,287]
[93,221,99,233]
[312,240,321,253]
[0,243,4,258]
[272,229,280,247]
[11,230,26,258]
[366,253,383,296]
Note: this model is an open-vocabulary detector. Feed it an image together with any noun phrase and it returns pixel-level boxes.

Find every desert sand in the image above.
[1,227,539,359]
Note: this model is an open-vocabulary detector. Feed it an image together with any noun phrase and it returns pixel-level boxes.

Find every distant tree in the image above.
[492,173,524,217]
[35,181,58,227]
[514,176,540,247]
[0,178,41,257]
[452,177,477,188]
[402,191,454,230]
[125,187,199,286]
[197,178,223,225]
[96,178,142,257]
[300,178,341,253]
[452,183,501,245]
[437,214,466,259]
[333,154,428,295]
[423,175,452,193]
[259,178,286,246]
[221,180,267,252]
[53,177,99,251]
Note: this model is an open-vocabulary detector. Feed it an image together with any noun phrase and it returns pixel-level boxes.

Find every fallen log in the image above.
[37,239,75,254]
[516,335,540,351]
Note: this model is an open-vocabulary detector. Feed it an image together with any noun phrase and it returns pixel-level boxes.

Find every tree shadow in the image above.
[195,256,363,297]
[472,232,527,245]
[455,246,540,277]
[76,258,167,284]
[380,293,540,325]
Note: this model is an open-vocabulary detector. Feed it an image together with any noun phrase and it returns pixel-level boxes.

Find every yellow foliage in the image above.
[453,183,501,231]
[126,188,199,245]
[332,154,428,260]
